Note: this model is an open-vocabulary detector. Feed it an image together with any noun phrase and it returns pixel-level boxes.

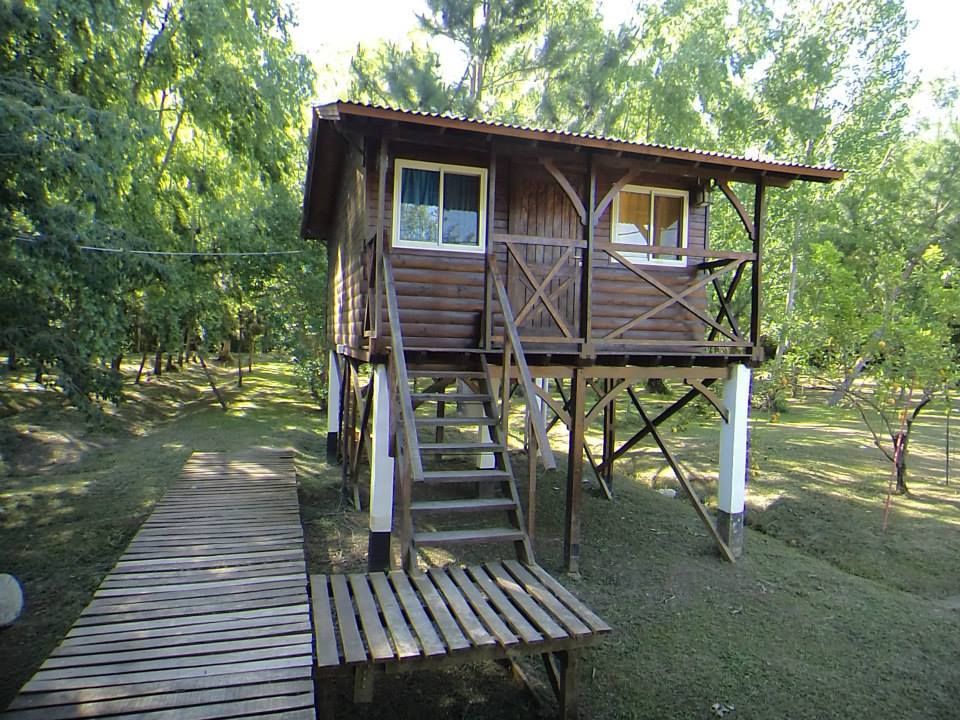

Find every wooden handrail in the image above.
[594,240,755,261]
[381,252,424,482]
[487,255,557,471]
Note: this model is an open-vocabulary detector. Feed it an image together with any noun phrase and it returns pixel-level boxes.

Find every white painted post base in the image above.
[718,363,751,558]
[326,350,342,464]
[461,378,498,470]
[368,364,394,571]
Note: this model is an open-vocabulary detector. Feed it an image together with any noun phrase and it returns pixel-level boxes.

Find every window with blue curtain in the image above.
[395,162,484,250]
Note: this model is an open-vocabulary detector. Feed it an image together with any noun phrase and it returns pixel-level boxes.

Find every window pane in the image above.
[441,173,480,246]
[653,195,683,248]
[616,191,650,246]
[399,168,440,244]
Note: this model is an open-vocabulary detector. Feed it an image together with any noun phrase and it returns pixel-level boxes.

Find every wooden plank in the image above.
[484,562,567,640]
[523,564,611,633]
[329,574,366,665]
[465,565,542,644]
[7,668,310,711]
[368,573,421,660]
[349,573,394,662]
[428,568,495,648]
[310,575,341,668]
[501,561,591,637]
[409,572,471,652]
[387,572,447,657]
[447,566,518,647]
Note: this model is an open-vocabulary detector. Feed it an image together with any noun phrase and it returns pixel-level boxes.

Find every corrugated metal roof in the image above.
[318,100,844,182]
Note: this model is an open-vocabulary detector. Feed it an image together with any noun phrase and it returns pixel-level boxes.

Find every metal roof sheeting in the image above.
[318,100,844,182]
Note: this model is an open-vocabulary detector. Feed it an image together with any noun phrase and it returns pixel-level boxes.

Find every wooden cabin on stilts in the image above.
[305,100,843,571]
[301,101,841,714]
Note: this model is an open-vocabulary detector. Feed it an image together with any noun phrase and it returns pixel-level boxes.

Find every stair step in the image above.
[411,392,490,402]
[415,416,497,427]
[414,527,525,545]
[420,469,512,484]
[419,442,505,454]
[410,498,517,514]
[408,369,485,379]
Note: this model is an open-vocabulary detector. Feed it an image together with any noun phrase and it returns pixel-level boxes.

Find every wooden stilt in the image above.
[564,370,586,574]
[602,377,616,493]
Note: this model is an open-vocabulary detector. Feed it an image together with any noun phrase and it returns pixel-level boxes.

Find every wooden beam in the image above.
[602,378,616,494]
[564,371,586,573]
[487,255,558,470]
[751,180,767,363]
[593,169,637,223]
[580,157,596,358]
[373,138,389,345]
[484,148,497,350]
[687,379,728,423]
[541,158,587,225]
[716,180,755,240]
[628,389,736,563]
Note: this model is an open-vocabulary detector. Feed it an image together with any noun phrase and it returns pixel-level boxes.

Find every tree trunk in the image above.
[7,348,15,370]
[135,353,147,384]
[34,362,43,384]
[111,355,123,373]
[894,430,909,495]
[237,350,243,387]
[153,349,163,377]
[166,353,176,372]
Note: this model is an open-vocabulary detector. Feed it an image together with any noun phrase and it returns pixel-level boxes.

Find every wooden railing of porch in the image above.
[485,233,757,359]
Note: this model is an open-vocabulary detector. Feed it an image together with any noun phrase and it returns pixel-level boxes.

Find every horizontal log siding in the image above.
[330,138,368,352]
[343,149,717,353]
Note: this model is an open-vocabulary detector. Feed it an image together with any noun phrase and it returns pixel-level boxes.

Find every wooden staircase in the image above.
[401,363,534,565]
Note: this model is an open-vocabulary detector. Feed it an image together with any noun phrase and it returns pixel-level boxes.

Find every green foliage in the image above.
[0,0,321,408]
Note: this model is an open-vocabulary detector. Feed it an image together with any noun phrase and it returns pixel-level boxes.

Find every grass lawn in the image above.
[2,361,958,718]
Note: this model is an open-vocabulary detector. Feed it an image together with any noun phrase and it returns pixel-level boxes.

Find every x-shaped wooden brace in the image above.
[506,241,577,338]
[603,248,747,343]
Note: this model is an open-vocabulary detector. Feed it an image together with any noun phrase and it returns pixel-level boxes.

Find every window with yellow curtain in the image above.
[612,185,688,265]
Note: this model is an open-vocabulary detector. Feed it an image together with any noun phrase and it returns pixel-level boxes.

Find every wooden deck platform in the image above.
[3,449,315,720]
[311,561,611,716]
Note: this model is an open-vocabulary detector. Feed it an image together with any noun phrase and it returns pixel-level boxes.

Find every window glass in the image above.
[398,168,440,244]
[613,187,686,264]
[442,173,480,246]
[653,194,683,261]
[616,191,651,246]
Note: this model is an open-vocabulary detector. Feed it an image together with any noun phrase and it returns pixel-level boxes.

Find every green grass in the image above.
[2,364,958,718]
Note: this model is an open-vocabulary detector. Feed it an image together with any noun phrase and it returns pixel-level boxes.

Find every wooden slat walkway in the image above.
[4,449,315,720]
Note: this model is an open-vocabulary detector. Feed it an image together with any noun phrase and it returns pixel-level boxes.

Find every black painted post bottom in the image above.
[367,531,391,572]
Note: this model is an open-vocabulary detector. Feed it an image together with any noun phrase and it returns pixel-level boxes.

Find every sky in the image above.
[290,0,959,111]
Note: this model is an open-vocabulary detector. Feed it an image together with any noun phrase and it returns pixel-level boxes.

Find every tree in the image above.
[0,0,319,410]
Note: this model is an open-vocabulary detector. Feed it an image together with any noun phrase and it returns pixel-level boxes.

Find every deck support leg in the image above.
[327,350,342,464]
[543,650,579,719]
[602,377,616,493]
[353,665,375,703]
[368,364,394,571]
[564,371,586,574]
[718,363,751,558]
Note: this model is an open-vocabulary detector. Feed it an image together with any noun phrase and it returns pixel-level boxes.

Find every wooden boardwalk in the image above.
[4,449,316,719]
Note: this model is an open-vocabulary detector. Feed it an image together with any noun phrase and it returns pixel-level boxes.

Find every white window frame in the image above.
[391,159,488,254]
[610,184,689,267]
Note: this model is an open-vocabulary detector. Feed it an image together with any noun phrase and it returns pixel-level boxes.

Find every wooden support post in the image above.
[341,360,355,501]
[564,370,586,574]
[718,363,751,558]
[558,650,579,720]
[373,139,389,347]
[580,156,597,356]
[327,350,342,464]
[602,378,616,493]
[751,180,766,364]
[484,146,497,350]
[368,364,394,571]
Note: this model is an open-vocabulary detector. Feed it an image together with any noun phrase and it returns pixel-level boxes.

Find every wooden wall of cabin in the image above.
[328,135,368,353]
[368,142,503,350]
[355,140,715,353]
